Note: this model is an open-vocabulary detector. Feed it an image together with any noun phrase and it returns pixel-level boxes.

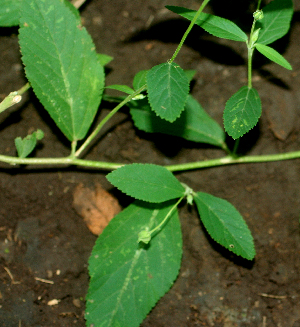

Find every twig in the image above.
[35,277,54,284]
[3,267,20,284]
[259,293,287,299]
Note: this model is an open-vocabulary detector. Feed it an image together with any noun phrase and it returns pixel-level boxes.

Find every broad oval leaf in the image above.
[0,0,21,27]
[166,6,248,42]
[107,164,185,203]
[194,192,255,260]
[86,200,182,327]
[257,0,293,45]
[19,0,104,141]
[255,43,292,70]
[223,86,261,139]
[129,95,226,149]
[147,62,189,122]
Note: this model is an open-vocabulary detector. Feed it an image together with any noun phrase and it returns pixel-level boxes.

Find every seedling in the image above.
[0,0,295,326]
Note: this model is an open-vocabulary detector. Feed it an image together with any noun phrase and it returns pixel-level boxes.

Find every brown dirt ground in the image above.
[1,0,300,326]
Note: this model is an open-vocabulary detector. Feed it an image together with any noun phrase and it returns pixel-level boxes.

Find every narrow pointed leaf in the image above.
[107,164,185,203]
[194,192,255,260]
[257,0,293,45]
[166,6,248,42]
[147,62,189,122]
[255,43,292,70]
[106,84,135,95]
[86,200,182,327]
[223,86,261,139]
[0,0,21,26]
[97,53,113,66]
[129,95,226,149]
[19,0,104,141]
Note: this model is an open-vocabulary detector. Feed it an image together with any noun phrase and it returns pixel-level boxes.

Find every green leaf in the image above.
[184,69,196,82]
[255,43,292,70]
[223,86,261,139]
[97,53,113,66]
[19,0,104,141]
[106,84,135,95]
[257,0,293,45]
[15,129,44,158]
[194,192,255,260]
[147,62,189,122]
[129,95,226,149]
[107,164,185,203]
[86,200,182,327]
[133,70,148,90]
[166,6,248,42]
[0,0,21,26]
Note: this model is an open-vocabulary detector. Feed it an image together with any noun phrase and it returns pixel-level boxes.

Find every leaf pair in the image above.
[107,163,255,261]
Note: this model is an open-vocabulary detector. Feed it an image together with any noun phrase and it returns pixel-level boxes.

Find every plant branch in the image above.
[1,150,300,172]
[75,85,147,157]
[169,0,210,63]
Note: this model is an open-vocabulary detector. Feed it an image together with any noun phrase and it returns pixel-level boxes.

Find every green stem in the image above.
[2,150,300,171]
[0,82,31,113]
[150,196,184,237]
[257,0,262,10]
[75,85,146,157]
[232,138,240,156]
[169,0,210,63]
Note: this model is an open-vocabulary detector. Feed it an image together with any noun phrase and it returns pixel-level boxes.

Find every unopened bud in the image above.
[253,10,264,21]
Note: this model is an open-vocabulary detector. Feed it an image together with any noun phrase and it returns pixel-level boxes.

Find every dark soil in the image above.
[1,0,300,326]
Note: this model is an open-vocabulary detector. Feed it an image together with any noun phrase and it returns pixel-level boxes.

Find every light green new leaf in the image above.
[147,62,189,122]
[107,164,185,203]
[257,0,293,45]
[255,43,292,70]
[86,200,182,327]
[129,95,226,149]
[97,53,113,66]
[133,70,148,90]
[166,6,248,42]
[0,0,21,26]
[223,86,261,139]
[19,0,104,141]
[106,84,135,95]
[15,129,44,158]
[194,192,255,260]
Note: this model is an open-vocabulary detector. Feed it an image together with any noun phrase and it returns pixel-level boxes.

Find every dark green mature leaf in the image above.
[0,0,21,26]
[194,192,255,260]
[147,62,189,122]
[15,129,44,158]
[129,95,226,149]
[255,43,292,70]
[223,86,261,139]
[166,6,248,42]
[107,164,185,203]
[19,0,104,141]
[86,200,182,327]
[257,0,293,45]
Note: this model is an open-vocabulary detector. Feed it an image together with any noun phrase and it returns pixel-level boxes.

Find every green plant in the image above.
[0,0,295,326]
